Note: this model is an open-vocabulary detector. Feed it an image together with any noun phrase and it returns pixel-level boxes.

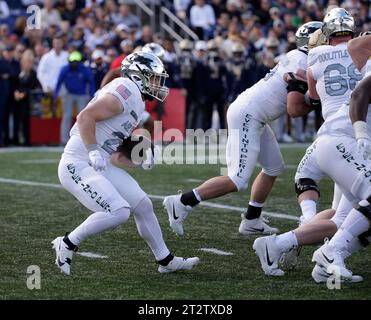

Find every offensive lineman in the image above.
[163,22,323,237]
[254,29,371,280]
[52,51,199,275]
[253,8,363,277]
[310,34,371,281]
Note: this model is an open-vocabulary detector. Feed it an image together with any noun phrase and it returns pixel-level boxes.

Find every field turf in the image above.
[1,145,371,299]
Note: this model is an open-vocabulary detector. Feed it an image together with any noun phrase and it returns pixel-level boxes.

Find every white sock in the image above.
[249,201,264,208]
[275,231,298,252]
[300,199,317,221]
[339,208,370,237]
[328,227,354,250]
[343,237,363,258]
[68,207,130,245]
[133,197,171,261]
[193,189,202,202]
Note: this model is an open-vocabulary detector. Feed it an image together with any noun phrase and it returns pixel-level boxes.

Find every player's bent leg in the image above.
[52,206,130,276]
[240,126,283,235]
[132,196,200,273]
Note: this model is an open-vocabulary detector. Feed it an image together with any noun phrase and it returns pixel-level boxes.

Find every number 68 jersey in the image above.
[308,42,362,120]
[66,77,145,160]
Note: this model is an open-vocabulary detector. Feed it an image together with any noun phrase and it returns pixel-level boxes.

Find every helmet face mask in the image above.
[322,8,354,39]
[295,21,323,52]
[121,52,169,102]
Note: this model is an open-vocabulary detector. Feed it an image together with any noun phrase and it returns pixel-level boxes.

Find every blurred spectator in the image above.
[178,39,196,129]
[68,25,85,52]
[85,23,107,51]
[41,0,62,30]
[191,40,209,129]
[203,39,227,130]
[61,0,81,26]
[87,49,109,89]
[225,42,257,103]
[0,46,10,146]
[115,4,141,29]
[37,35,68,94]
[54,51,95,145]
[13,50,40,146]
[174,0,192,22]
[2,44,21,146]
[134,25,153,47]
[110,39,133,70]
[190,0,216,40]
[105,46,118,65]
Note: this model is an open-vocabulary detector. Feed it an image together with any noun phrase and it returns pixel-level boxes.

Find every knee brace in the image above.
[358,229,371,247]
[295,178,320,198]
[356,198,371,218]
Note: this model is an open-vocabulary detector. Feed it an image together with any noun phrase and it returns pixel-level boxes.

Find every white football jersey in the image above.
[65,77,144,159]
[318,58,371,138]
[308,42,362,120]
[237,49,308,123]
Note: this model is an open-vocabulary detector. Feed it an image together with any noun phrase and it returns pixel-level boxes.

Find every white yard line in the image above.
[0,177,299,221]
[76,252,109,259]
[198,248,234,256]
[18,159,59,164]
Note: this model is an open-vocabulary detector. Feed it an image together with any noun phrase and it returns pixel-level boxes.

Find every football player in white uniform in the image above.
[253,26,371,280]
[52,51,199,275]
[256,8,361,275]
[310,34,371,282]
[162,22,323,236]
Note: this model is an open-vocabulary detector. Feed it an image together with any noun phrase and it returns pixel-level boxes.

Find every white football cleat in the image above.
[311,264,363,283]
[239,214,279,235]
[51,236,74,276]
[158,256,200,273]
[163,195,192,236]
[312,242,353,280]
[253,235,285,276]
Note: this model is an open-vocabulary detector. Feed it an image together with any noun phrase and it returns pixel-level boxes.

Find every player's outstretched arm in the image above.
[348,34,371,71]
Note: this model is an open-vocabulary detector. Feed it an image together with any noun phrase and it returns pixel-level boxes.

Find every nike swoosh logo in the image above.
[265,245,274,266]
[322,252,334,264]
[172,204,179,220]
[57,257,65,267]
[249,227,264,232]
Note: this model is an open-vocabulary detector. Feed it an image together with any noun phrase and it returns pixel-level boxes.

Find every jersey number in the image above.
[324,63,362,96]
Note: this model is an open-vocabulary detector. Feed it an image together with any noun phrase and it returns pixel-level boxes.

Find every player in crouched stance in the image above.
[52,51,199,275]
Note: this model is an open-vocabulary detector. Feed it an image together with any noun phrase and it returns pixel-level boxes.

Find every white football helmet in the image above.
[295,21,323,52]
[121,51,169,102]
[322,7,355,39]
[142,42,165,60]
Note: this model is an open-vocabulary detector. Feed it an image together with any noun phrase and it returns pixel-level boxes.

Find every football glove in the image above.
[308,29,327,50]
[88,149,107,171]
[357,138,371,160]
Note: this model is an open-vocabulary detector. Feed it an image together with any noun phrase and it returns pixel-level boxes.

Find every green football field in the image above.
[1,145,371,300]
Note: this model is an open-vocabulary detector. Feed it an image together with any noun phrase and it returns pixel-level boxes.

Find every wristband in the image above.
[353,121,369,140]
[86,144,99,152]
